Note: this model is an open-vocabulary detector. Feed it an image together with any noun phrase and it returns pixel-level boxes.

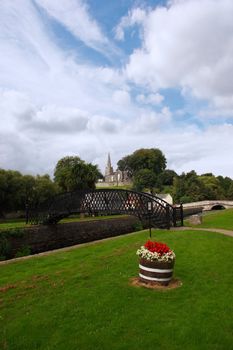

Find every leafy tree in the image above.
[117,155,133,176]
[173,171,206,203]
[133,169,157,192]
[157,169,178,191]
[0,170,24,215]
[0,169,59,216]
[33,175,59,205]
[54,156,101,192]
[117,148,166,190]
[20,175,36,207]
[217,176,233,198]
[199,175,224,199]
[117,148,166,176]
[227,182,233,200]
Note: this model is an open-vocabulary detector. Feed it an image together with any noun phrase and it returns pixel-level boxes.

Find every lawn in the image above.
[0,215,128,231]
[0,218,27,230]
[185,208,233,230]
[0,228,232,350]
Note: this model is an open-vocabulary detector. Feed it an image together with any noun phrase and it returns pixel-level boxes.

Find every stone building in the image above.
[98,153,132,187]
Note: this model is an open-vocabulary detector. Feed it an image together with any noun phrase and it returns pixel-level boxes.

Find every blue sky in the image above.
[0,0,233,177]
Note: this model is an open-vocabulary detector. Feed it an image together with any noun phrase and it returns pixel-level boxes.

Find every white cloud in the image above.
[125,0,233,111]
[35,0,111,54]
[25,106,89,133]
[136,93,164,105]
[165,124,233,177]
[88,115,122,134]
[130,107,171,133]
[114,7,146,41]
[112,90,131,105]
[0,0,233,179]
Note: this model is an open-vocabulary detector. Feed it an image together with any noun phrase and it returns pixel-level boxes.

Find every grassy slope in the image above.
[185,208,233,230]
[0,229,232,350]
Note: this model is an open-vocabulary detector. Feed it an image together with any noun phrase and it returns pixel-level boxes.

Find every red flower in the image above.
[144,240,171,255]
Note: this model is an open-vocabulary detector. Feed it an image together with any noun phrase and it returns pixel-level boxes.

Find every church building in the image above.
[98,153,132,186]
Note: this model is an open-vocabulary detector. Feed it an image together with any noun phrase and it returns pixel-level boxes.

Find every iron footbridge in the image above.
[27,189,184,228]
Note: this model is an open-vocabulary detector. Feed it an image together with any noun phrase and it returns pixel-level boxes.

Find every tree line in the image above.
[0,149,233,217]
[117,148,233,202]
[0,156,101,217]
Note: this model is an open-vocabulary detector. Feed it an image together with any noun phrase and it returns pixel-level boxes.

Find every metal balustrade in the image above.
[27,189,184,228]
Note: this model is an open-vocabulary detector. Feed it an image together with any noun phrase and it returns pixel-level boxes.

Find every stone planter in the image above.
[139,258,175,286]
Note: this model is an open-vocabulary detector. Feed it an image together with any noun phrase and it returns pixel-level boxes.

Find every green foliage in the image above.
[15,245,31,258]
[0,234,11,260]
[133,168,157,192]
[0,169,23,215]
[174,171,210,203]
[217,176,232,194]
[0,169,58,216]
[157,169,178,191]
[173,170,233,203]
[118,148,166,176]
[118,148,167,191]
[54,156,101,192]
[131,221,144,231]
[227,182,233,199]
[199,175,224,199]
[32,174,59,205]
[0,229,232,349]
[0,228,25,260]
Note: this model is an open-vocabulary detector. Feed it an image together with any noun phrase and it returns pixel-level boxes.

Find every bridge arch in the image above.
[28,189,182,228]
[210,204,226,210]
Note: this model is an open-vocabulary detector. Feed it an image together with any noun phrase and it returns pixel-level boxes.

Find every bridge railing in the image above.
[27,189,185,228]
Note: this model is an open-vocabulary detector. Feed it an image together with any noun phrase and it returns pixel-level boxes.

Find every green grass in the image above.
[185,208,233,230]
[0,218,27,230]
[0,215,128,231]
[0,228,232,350]
[60,214,128,224]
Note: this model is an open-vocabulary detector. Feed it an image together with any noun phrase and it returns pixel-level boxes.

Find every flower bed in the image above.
[137,240,175,285]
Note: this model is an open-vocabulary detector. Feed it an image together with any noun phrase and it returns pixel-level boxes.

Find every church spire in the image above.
[105,153,113,177]
[107,153,111,167]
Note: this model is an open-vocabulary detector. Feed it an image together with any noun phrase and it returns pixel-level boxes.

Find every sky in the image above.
[1,0,233,178]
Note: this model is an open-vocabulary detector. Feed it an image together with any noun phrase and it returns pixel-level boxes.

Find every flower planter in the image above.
[137,240,175,286]
[139,258,175,286]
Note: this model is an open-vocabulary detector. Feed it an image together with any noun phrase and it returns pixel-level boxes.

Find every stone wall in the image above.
[3,216,142,260]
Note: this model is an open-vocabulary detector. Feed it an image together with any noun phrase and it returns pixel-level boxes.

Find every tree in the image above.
[173,171,206,203]
[157,169,178,190]
[199,175,224,199]
[0,169,24,215]
[117,148,166,176]
[217,176,233,199]
[133,169,157,192]
[54,156,101,192]
[32,175,59,205]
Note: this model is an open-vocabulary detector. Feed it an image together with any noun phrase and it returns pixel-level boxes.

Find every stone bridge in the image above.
[183,200,233,211]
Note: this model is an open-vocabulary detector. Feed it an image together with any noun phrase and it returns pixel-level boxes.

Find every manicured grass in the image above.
[185,208,233,230]
[0,229,232,350]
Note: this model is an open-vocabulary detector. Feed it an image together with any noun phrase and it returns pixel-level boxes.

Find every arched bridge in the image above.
[27,189,183,228]
[183,200,233,211]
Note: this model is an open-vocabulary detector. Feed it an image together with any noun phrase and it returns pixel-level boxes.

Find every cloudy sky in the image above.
[1,0,233,178]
